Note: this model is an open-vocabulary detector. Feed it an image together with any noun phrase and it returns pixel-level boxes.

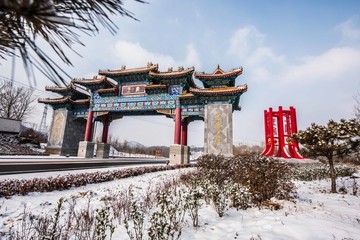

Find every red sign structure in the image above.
[261,106,303,159]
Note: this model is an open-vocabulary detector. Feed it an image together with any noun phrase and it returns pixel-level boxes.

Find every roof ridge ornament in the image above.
[213,65,224,74]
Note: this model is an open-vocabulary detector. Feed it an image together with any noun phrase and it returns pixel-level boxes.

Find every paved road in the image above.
[0,156,168,175]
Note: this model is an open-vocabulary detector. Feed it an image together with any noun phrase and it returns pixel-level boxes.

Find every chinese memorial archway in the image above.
[261,106,303,159]
[39,64,248,164]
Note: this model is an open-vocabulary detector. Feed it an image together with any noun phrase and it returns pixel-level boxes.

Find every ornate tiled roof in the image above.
[45,83,90,98]
[38,96,90,105]
[145,84,167,89]
[98,63,159,76]
[149,66,194,78]
[189,85,248,95]
[194,65,243,79]
[38,96,71,104]
[71,98,91,105]
[72,76,116,87]
[149,66,198,88]
[97,87,118,94]
[178,93,195,99]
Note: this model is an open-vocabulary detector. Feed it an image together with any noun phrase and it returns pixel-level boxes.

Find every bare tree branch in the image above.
[0,78,36,120]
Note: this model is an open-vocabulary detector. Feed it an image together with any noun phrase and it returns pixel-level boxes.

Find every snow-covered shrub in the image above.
[95,207,115,240]
[335,165,356,177]
[207,181,230,217]
[183,186,203,227]
[227,182,251,210]
[7,198,65,239]
[198,154,296,206]
[101,189,130,223]
[195,154,254,215]
[148,189,186,240]
[290,163,356,181]
[196,154,233,188]
[352,178,358,196]
[232,154,297,206]
[124,189,146,240]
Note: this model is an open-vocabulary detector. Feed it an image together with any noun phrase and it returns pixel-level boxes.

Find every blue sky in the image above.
[1,0,360,147]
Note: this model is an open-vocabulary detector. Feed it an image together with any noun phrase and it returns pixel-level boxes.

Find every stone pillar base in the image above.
[44,147,61,155]
[96,143,110,159]
[169,144,190,165]
[77,141,95,158]
[45,146,78,156]
[181,145,190,164]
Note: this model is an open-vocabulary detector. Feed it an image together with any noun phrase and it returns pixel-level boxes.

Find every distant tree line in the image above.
[233,144,263,156]
[106,136,170,158]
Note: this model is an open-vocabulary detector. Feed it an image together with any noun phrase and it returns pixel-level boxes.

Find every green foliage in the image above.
[294,118,359,193]
[95,207,115,240]
[294,119,360,160]
[148,190,185,240]
[183,186,203,227]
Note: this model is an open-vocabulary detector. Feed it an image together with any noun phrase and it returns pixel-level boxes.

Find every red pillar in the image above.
[101,115,110,143]
[290,106,304,159]
[174,108,181,144]
[84,110,94,141]
[266,108,275,156]
[290,106,298,133]
[181,119,188,146]
[263,110,268,142]
[276,106,286,158]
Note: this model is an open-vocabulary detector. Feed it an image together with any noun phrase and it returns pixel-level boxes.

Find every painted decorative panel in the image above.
[121,84,146,96]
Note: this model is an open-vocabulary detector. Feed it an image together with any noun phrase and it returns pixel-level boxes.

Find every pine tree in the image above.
[294,119,359,193]
[0,0,145,86]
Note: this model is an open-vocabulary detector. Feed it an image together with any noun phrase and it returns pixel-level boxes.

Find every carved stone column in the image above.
[46,109,86,156]
[204,104,233,155]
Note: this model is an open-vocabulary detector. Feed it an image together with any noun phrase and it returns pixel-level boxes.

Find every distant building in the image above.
[0,117,21,134]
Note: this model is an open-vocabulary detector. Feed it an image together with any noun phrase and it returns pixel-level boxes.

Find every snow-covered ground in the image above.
[0,167,359,239]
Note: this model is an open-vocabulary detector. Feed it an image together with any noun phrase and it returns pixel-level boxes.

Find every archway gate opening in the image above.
[39,64,247,164]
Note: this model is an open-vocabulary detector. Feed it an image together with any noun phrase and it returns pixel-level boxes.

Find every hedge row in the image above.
[290,163,356,181]
[0,164,195,198]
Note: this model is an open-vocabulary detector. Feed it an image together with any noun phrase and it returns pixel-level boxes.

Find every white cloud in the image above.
[227,24,360,86]
[226,26,285,85]
[112,41,176,69]
[228,26,265,61]
[336,18,360,46]
[227,26,285,67]
[112,41,201,70]
[181,44,202,68]
[281,47,360,84]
